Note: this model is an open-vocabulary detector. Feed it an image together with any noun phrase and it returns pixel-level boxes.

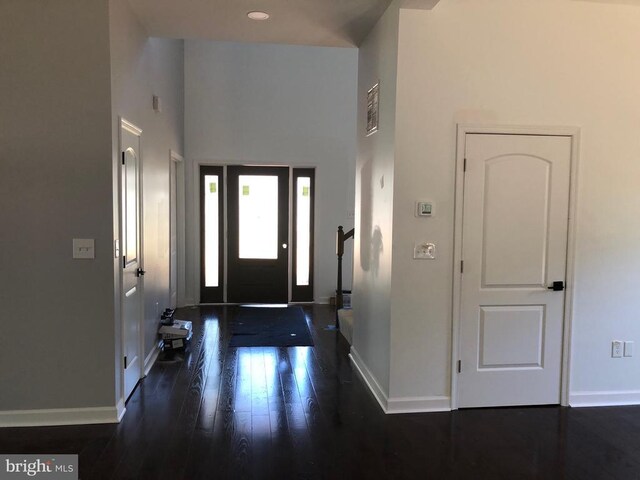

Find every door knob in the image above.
[282,244,288,249]
[136,268,146,277]
[547,281,564,291]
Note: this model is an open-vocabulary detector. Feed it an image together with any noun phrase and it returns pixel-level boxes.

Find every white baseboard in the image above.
[350,347,452,414]
[116,398,126,422]
[144,340,162,377]
[569,390,640,407]
[0,405,123,428]
[387,395,451,414]
[349,347,389,412]
[316,296,331,305]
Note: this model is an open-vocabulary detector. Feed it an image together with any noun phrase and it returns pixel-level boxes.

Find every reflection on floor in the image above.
[2,305,640,479]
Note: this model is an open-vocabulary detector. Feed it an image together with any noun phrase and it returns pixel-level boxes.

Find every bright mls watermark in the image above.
[0,455,77,479]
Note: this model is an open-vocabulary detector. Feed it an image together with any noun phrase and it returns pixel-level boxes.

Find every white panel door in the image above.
[121,121,143,401]
[458,134,571,408]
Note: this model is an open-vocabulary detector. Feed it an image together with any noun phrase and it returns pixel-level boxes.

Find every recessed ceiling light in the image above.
[247,11,270,20]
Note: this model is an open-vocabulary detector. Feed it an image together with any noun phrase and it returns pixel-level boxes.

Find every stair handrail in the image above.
[336,226,354,325]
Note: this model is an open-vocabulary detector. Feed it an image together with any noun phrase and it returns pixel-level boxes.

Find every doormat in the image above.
[228,306,314,347]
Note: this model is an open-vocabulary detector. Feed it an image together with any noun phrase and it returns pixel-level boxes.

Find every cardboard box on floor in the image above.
[159,319,193,350]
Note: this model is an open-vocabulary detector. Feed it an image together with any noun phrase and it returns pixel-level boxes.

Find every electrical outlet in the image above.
[414,242,436,259]
[624,341,634,357]
[612,340,623,358]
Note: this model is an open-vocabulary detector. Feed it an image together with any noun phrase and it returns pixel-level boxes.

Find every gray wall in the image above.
[354,0,640,409]
[392,0,640,403]
[109,0,185,380]
[184,41,358,304]
[0,0,184,414]
[352,0,400,396]
[0,0,115,410]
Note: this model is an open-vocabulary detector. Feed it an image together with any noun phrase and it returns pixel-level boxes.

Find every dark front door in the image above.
[227,166,289,303]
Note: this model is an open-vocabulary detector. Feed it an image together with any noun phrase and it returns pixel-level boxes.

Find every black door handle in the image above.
[548,281,564,291]
[136,268,146,277]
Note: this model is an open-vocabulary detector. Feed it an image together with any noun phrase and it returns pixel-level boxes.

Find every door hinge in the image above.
[123,256,126,268]
[460,260,464,273]
[124,356,128,369]
[122,151,125,165]
[457,360,461,373]
[463,158,467,172]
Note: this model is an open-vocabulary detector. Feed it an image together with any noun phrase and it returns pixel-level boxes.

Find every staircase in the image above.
[336,225,354,344]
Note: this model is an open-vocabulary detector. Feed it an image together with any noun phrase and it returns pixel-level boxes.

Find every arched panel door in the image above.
[458,134,571,408]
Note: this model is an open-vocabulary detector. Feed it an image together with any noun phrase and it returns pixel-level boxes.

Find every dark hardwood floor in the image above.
[2,305,640,479]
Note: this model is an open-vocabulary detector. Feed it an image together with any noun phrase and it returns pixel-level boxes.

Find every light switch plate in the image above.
[414,242,436,259]
[612,340,623,358]
[624,341,634,357]
[73,238,95,259]
[153,94,162,113]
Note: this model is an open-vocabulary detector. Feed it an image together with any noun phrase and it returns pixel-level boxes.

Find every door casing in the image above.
[118,117,145,404]
[170,150,185,308]
[451,124,580,410]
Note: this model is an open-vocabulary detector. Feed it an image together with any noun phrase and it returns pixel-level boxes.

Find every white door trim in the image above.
[118,117,144,405]
[170,150,186,307]
[451,124,580,410]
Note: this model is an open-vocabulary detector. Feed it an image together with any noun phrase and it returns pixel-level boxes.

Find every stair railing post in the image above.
[336,226,345,328]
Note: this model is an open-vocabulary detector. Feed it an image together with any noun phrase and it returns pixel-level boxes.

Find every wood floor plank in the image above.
[154,319,220,479]
[251,413,272,480]
[249,347,270,416]
[107,318,210,480]
[268,403,294,479]
[228,411,252,480]
[3,305,640,480]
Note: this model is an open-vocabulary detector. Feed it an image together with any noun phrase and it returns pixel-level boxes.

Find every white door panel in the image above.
[458,134,571,408]
[121,122,143,401]
[479,305,545,368]
[482,156,550,287]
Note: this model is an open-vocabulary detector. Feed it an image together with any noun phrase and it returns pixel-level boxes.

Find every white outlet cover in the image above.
[414,242,436,259]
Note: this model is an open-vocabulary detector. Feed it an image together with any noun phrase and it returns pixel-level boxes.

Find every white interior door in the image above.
[121,121,143,401]
[458,134,571,408]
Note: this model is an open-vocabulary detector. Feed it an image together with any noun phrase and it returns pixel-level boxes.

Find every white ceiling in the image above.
[127,0,441,48]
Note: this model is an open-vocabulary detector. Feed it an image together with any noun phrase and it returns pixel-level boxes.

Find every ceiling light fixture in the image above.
[247,11,270,20]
